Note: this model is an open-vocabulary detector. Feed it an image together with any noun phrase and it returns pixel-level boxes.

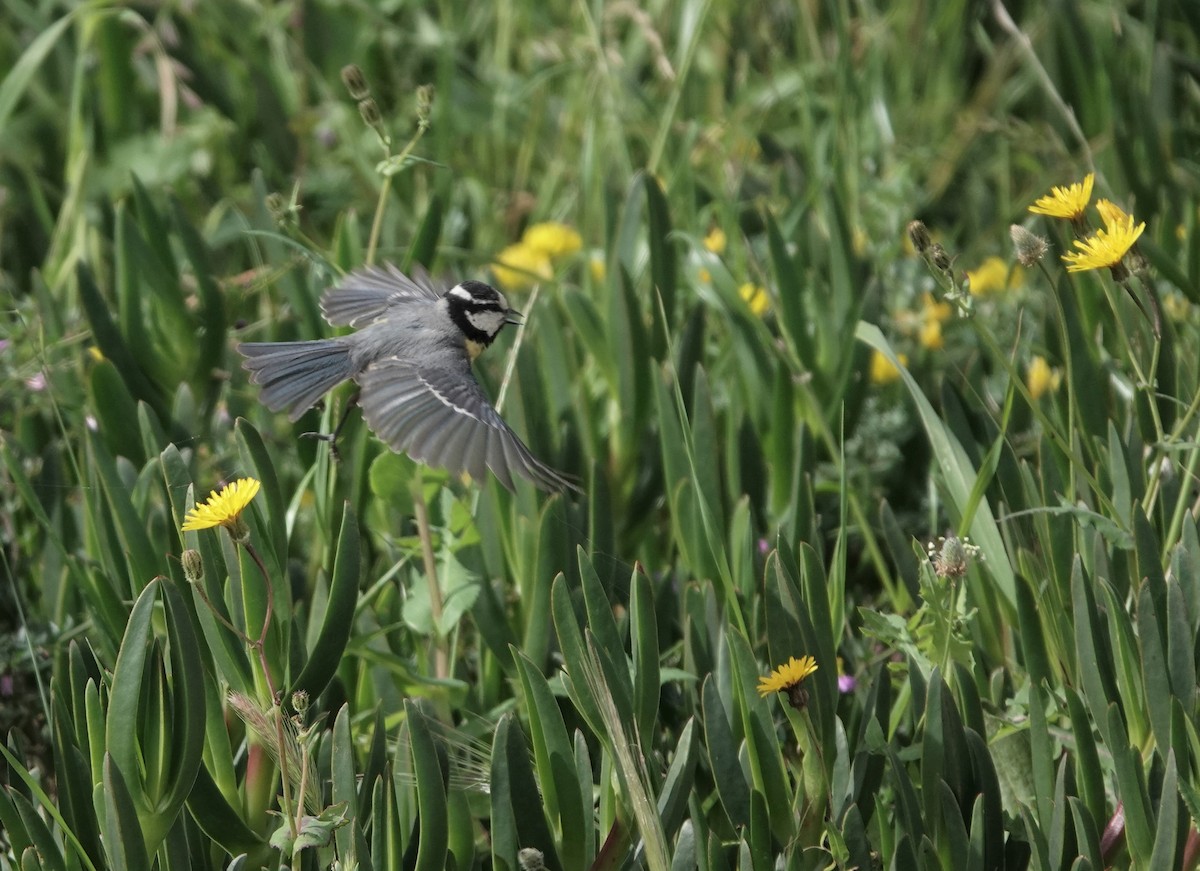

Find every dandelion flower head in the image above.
[1029,173,1094,220]
[757,655,819,697]
[1062,215,1145,273]
[870,350,907,385]
[492,243,553,291]
[739,282,770,317]
[1027,355,1063,400]
[704,227,727,255]
[182,478,261,532]
[522,222,582,259]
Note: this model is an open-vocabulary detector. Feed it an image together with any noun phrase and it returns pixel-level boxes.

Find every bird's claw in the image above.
[300,430,341,461]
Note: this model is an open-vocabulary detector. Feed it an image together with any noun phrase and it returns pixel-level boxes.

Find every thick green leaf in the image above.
[170,196,226,410]
[1108,704,1154,865]
[490,715,562,871]
[629,568,660,744]
[1148,751,1181,871]
[99,755,150,871]
[291,502,360,699]
[86,430,159,594]
[701,674,750,829]
[405,702,449,871]
[551,573,605,738]
[513,650,588,871]
[77,262,167,419]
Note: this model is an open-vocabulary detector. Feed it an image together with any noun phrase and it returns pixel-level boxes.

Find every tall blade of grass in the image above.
[581,638,670,871]
[856,322,1016,613]
[0,7,80,131]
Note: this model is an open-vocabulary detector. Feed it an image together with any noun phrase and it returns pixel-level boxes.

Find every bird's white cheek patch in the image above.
[467,310,507,336]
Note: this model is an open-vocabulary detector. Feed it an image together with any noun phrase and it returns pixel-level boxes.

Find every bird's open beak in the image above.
[506,309,524,326]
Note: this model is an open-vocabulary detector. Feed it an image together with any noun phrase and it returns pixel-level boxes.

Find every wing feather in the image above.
[320,263,442,328]
[358,357,578,492]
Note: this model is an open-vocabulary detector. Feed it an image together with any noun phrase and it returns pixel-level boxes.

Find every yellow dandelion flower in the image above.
[1061,215,1146,272]
[919,319,944,350]
[589,253,607,282]
[921,292,952,324]
[492,243,553,291]
[1095,198,1130,229]
[182,478,261,532]
[758,655,819,708]
[704,227,727,255]
[967,256,1013,296]
[1029,173,1094,219]
[739,283,770,316]
[1026,356,1062,400]
[870,350,907,385]
[522,222,582,259]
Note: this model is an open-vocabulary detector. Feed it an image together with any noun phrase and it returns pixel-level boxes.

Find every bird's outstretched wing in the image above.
[320,263,442,328]
[358,357,579,493]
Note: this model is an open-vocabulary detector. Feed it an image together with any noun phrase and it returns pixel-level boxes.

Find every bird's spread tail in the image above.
[238,340,354,421]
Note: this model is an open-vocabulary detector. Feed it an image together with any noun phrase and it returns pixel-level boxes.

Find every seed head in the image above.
[1010,225,1049,268]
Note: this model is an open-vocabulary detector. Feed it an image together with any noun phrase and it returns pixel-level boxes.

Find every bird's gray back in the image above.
[346,298,470,373]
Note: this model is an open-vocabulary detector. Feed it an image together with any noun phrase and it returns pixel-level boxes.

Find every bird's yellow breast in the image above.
[465,338,486,361]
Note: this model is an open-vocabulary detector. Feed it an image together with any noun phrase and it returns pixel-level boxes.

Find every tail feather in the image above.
[238,340,355,421]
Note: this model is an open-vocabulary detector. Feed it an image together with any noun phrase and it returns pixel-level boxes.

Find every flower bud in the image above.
[182,549,204,585]
[907,220,932,254]
[341,64,370,100]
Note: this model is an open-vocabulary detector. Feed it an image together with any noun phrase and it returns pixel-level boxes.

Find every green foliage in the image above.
[4,1,1200,870]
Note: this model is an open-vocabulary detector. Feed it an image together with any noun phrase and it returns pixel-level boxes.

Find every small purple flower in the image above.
[0,338,9,353]
[25,372,46,391]
[757,538,770,555]
[838,673,857,694]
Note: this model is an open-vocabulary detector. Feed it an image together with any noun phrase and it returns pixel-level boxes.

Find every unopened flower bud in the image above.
[182,549,204,585]
[929,243,952,273]
[907,220,932,254]
[341,64,370,100]
[358,98,382,129]
[416,84,434,129]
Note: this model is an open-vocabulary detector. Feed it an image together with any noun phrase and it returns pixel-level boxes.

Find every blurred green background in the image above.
[3,0,1200,869]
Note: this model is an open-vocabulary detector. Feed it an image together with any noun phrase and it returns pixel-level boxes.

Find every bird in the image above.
[237,263,577,493]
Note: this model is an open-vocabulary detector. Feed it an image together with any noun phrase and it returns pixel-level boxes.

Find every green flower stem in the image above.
[788,705,830,838]
[969,303,1117,518]
[241,539,299,844]
[1107,275,1164,445]
[365,173,392,268]
[1038,260,1086,502]
[365,114,429,267]
[411,473,449,683]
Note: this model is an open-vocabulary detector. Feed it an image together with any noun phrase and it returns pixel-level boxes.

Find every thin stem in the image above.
[1039,260,1085,500]
[365,119,428,267]
[365,174,393,267]
[411,475,449,682]
[243,540,299,843]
